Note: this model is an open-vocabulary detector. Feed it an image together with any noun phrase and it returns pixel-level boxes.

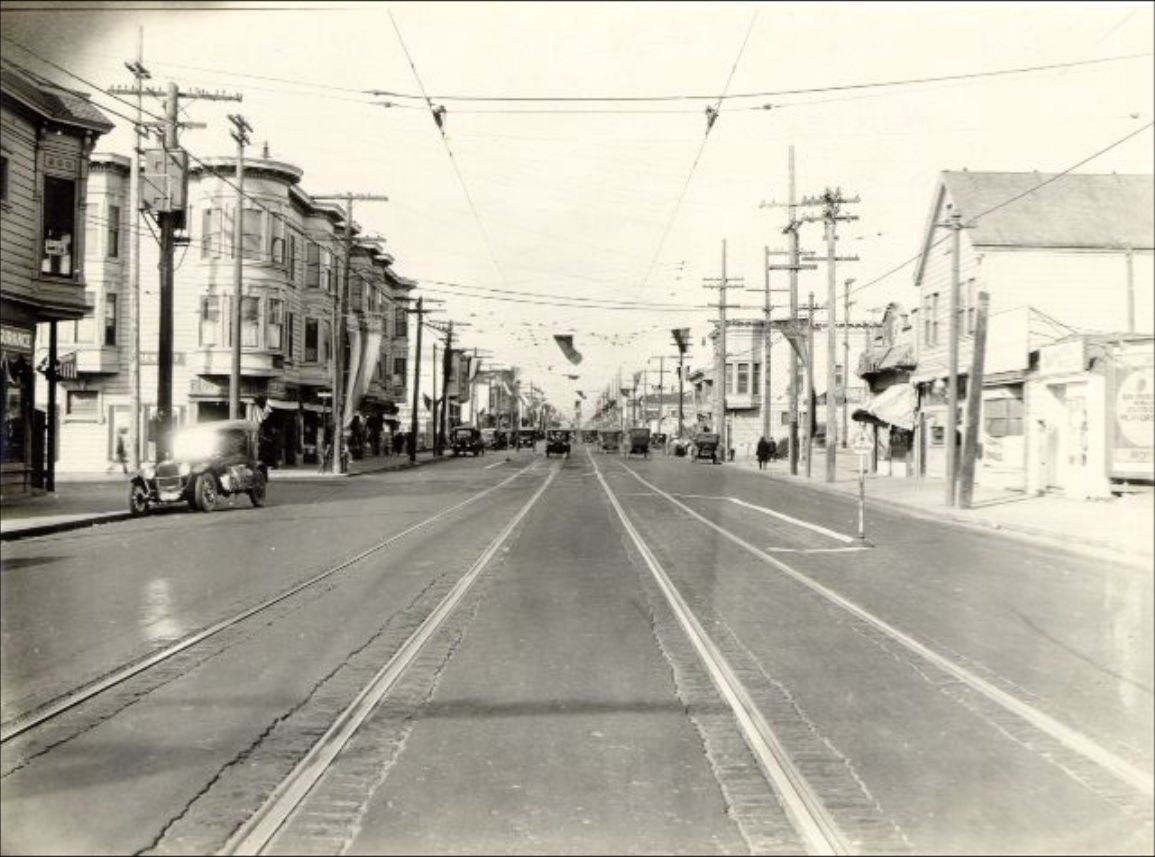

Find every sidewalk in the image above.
[0,449,453,541]
[728,450,1154,567]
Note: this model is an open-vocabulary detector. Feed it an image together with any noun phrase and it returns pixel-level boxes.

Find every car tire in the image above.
[129,482,150,517]
[249,473,267,507]
[194,473,218,512]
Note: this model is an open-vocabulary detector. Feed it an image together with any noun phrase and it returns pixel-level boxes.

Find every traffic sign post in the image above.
[851,429,872,541]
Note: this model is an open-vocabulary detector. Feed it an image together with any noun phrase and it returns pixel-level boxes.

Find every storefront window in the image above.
[2,368,26,464]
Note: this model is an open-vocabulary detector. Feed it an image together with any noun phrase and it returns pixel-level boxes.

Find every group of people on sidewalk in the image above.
[756,435,778,470]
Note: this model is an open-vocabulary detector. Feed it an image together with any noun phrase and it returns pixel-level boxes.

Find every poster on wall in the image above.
[1109,341,1154,480]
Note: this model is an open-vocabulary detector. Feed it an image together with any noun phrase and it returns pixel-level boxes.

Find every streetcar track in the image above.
[0,462,541,745]
[221,463,560,855]
[616,459,1155,802]
[589,451,852,856]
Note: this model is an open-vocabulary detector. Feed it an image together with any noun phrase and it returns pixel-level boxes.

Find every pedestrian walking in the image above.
[110,428,129,474]
[756,435,771,471]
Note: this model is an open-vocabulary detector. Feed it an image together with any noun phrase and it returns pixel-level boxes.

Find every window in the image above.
[267,298,284,350]
[965,278,976,335]
[287,233,298,283]
[66,390,99,419]
[323,320,332,363]
[200,296,222,346]
[395,307,408,338]
[393,356,407,380]
[320,248,333,293]
[0,154,8,203]
[241,296,260,348]
[75,293,95,344]
[984,396,1024,438]
[285,311,296,363]
[304,317,319,362]
[201,208,222,258]
[41,176,77,277]
[930,292,940,347]
[752,362,761,396]
[305,241,320,288]
[270,213,285,264]
[107,204,121,259]
[725,363,734,395]
[104,294,117,346]
[243,208,263,260]
[737,363,750,395]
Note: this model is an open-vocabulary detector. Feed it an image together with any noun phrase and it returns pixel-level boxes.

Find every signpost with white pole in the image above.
[851,426,872,541]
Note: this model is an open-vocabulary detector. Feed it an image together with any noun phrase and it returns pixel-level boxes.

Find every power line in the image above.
[635,9,759,294]
[388,9,511,290]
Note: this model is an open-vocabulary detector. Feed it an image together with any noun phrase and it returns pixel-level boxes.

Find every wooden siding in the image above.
[1,107,39,297]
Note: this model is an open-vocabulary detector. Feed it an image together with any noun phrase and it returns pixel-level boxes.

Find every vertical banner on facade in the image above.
[1110,341,1154,480]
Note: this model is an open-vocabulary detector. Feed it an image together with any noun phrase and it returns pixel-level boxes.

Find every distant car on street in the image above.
[129,420,268,515]
[545,429,572,459]
[451,425,485,457]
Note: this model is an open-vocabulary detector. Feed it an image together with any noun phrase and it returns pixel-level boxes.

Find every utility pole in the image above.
[122,33,147,469]
[801,188,859,482]
[671,328,691,439]
[703,240,742,461]
[941,209,967,506]
[805,291,816,479]
[432,340,439,454]
[762,246,772,442]
[227,113,251,420]
[311,193,388,472]
[842,278,855,449]
[109,80,239,460]
[959,291,990,510]
[440,321,453,453]
[406,296,425,463]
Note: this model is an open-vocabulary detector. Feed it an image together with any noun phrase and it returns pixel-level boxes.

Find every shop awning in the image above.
[853,382,916,431]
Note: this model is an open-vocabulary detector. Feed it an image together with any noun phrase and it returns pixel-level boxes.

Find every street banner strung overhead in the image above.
[672,327,691,354]
[553,334,583,365]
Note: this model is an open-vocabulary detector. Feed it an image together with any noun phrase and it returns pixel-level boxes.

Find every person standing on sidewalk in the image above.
[756,436,771,471]
[110,428,129,474]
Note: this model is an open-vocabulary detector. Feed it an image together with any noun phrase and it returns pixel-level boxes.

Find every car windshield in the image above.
[172,426,246,460]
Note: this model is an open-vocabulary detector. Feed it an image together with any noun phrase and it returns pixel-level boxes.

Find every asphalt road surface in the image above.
[2,446,1151,855]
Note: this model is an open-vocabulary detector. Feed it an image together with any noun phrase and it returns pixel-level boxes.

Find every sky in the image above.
[2,0,1153,417]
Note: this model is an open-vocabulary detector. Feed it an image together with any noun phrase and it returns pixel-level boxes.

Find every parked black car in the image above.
[129,420,268,515]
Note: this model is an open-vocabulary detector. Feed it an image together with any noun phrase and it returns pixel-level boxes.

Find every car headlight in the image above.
[142,464,156,479]
[178,462,191,477]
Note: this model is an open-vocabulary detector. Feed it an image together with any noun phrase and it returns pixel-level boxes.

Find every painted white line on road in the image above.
[483,460,506,470]
[764,546,871,554]
[669,493,853,544]
[225,463,560,856]
[590,451,850,856]
[622,462,1155,800]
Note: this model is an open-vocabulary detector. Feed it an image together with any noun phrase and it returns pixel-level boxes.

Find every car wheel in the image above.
[194,473,218,512]
[249,473,267,507]
[129,482,150,517]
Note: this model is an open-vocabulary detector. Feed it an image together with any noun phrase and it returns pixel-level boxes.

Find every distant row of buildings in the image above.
[1,58,418,496]
[645,171,1154,499]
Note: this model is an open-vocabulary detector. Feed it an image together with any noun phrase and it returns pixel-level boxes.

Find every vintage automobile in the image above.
[451,425,485,456]
[545,429,572,459]
[691,431,722,464]
[599,429,622,453]
[627,426,651,458]
[129,419,268,515]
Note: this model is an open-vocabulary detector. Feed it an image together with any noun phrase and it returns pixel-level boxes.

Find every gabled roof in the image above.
[915,171,1155,284]
[1,57,113,135]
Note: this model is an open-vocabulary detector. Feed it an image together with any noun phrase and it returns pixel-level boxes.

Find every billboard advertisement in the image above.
[1109,340,1154,480]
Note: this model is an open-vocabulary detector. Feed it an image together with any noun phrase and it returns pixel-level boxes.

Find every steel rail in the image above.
[590,451,851,856]
[0,462,542,744]
[222,464,560,855]
[619,461,1155,801]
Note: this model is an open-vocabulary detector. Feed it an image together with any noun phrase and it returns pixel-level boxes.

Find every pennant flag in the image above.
[565,374,579,380]
[422,393,433,411]
[553,334,583,365]
[672,327,690,354]
[576,390,586,400]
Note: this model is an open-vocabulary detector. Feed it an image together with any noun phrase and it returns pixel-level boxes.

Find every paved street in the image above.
[2,446,1151,855]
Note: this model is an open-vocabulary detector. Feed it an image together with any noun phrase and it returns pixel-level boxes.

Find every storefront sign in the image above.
[1039,339,1086,377]
[0,325,34,354]
[139,351,185,365]
[1110,343,1155,479]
